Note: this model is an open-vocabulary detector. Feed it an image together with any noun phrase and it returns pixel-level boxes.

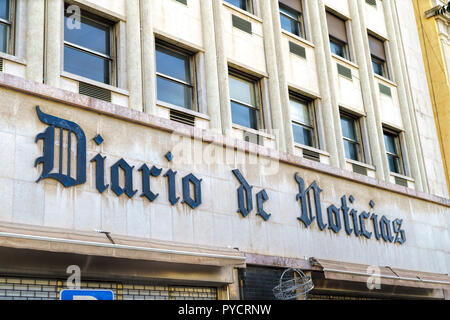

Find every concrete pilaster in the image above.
[382,0,423,192]
[355,0,391,182]
[26,0,45,83]
[211,0,232,135]
[200,0,222,132]
[270,0,295,154]
[126,0,143,111]
[45,0,62,88]
[317,0,347,170]
[390,0,429,193]
[307,0,340,168]
[140,0,156,115]
[348,0,386,181]
[260,0,286,152]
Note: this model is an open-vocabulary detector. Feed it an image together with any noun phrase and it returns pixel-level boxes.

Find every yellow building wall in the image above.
[413,0,450,195]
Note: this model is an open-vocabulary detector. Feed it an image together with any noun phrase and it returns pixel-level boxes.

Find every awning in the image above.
[0,224,246,269]
[310,258,450,291]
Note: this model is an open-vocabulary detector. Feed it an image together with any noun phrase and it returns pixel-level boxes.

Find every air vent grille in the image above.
[243,131,264,146]
[366,0,377,6]
[337,64,352,80]
[289,42,306,59]
[79,82,112,102]
[232,15,252,34]
[170,109,196,127]
[352,163,368,176]
[175,0,187,4]
[0,58,3,72]
[303,149,321,162]
[379,83,392,97]
[395,176,408,187]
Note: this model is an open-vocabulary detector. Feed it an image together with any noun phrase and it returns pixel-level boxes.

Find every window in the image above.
[290,95,316,147]
[229,72,260,130]
[340,113,363,162]
[279,1,304,38]
[224,0,253,13]
[156,43,194,110]
[64,7,114,85]
[383,130,404,175]
[326,11,349,60]
[0,0,14,54]
[368,34,388,78]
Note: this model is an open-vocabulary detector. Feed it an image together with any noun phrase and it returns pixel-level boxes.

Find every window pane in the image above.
[292,123,313,147]
[224,0,247,11]
[384,132,398,155]
[0,0,9,21]
[156,46,191,83]
[157,76,192,109]
[344,140,359,161]
[341,116,357,140]
[0,23,8,53]
[64,46,110,84]
[290,99,311,126]
[330,39,346,59]
[372,58,385,77]
[231,101,258,129]
[280,14,300,36]
[64,15,110,55]
[387,154,400,174]
[229,76,256,106]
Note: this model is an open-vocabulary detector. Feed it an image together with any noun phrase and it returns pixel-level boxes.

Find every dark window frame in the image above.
[63,4,116,85]
[279,2,304,38]
[340,111,365,163]
[368,33,390,79]
[229,69,262,131]
[155,41,197,111]
[290,93,317,148]
[0,0,16,55]
[371,55,387,78]
[326,10,350,61]
[329,35,349,60]
[383,128,405,175]
[224,0,254,14]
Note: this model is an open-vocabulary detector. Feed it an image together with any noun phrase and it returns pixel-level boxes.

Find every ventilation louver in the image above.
[170,109,196,127]
[289,42,306,59]
[79,82,112,102]
[337,64,352,80]
[232,15,252,34]
[303,149,321,162]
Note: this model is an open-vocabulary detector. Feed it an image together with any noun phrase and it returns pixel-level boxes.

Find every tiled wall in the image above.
[0,276,217,301]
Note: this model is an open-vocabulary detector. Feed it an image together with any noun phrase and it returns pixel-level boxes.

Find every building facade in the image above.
[0,0,448,300]
[413,0,450,196]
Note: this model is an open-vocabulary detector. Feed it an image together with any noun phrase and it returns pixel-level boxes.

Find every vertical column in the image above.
[382,0,423,192]
[126,0,143,111]
[45,0,62,88]
[260,0,286,152]
[390,0,429,193]
[140,0,156,115]
[200,0,222,132]
[26,0,45,82]
[307,0,340,168]
[348,0,386,181]
[355,0,390,181]
[270,0,294,154]
[211,0,232,135]
[316,0,347,170]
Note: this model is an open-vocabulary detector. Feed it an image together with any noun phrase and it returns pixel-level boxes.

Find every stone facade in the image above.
[0,0,448,300]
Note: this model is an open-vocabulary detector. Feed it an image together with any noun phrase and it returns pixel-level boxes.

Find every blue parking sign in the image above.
[60,290,114,300]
